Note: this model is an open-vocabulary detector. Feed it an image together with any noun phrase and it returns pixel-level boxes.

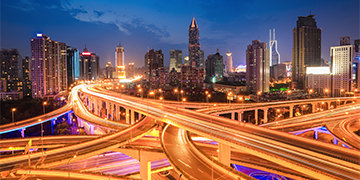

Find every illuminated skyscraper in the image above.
[66,47,79,86]
[225,50,233,73]
[145,49,163,81]
[115,44,124,67]
[292,14,321,89]
[188,17,201,67]
[269,29,280,66]
[205,48,223,83]
[169,49,183,72]
[80,46,100,80]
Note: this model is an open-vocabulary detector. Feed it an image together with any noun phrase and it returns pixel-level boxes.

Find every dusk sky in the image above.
[1,0,359,68]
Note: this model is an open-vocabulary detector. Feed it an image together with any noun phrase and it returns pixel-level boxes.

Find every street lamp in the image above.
[309,89,313,98]
[180,90,184,100]
[38,119,44,155]
[138,89,143,99]
[227,92,233,105]
[257,91,261,102]
[174,89,179,101]
[11,108,16,123]
[302,105,306,115]
[43,102,47,114]
[340,89,344,97]
[239,96,244,108]
[149,91,155,99]
[159,97,163,101]
[68,153,77,180]
[287,90,291,100]
[325,89,329,97]
[206,94,211,103]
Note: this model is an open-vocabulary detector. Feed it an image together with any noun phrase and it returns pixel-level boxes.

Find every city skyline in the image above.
[1,0,359,68]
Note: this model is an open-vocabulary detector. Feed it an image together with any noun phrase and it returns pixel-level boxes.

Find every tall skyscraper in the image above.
[269,29,280,66]
[188,17,201,67]
[105,62,114,79]
[200,50,204,67]
[31,34,64,97]
[205,48,223,83]
[22,56,32,97]
[246,40,270,93]
[0,49,22,92]
[145,49,164,81]
[225,50,233,73]
[59,42,67,91]
[115,44,124,67]
[127,62,135,78]
[330,37,354,97]
[169,49,183,72]
[80,46,100,80]
[292,14,321,89]
[66,47,80,86]
[353,39,360,89]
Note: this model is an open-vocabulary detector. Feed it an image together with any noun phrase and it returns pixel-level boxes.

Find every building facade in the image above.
[205,49,223,83]
[79,47,100,81]
[306,67,330,95]
[181,65,204,90]
[270,64,287,80]
[225,50,233,73]
[127,63,135,79]
[269,29,280,66]
[188,17,201,67]
[246,40,270,93]
[0,49,22,92]
[292,14,321,89]
[169,49,182,72]
[145,49,164,81]
[66,47,80,86]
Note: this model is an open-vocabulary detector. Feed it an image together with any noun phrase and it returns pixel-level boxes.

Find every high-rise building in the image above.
[80,46,100,81]
[205,48,223,83]
[0,49,22,92]
[66,47,80,86]
[292,14,321,89]
[59,42,67,91]
[188,17,201,67]
[145,49,164,81]
[184,56,189,65]
[269,29,280,66]
[127,62,135,79]
[31,34,64,97]
[330,37,354,97]
[105,62,114,79]
[225,50,233,73]
[115,44,124,67]
[22,56,31,97]
[246,40,270,93]
[306,67,330,95]
[354,39,360,89]
[270,64,287,80]
[200,50,204,67]
[169,68,181,89]
[181,65,204,90]
[169,49,183,72]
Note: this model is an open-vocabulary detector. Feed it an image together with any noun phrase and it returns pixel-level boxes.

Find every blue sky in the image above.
[1,0,359,68]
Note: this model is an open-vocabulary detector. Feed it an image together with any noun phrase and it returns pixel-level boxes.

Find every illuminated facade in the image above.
[188,17,201,67]
[205,48,223,83]
[0,49,22,92]
[80,46,100,80]
[246,40,270,93]
[225,50,233,73]
[126,62,135,79]
[292,14,321,89]
[181,65,204,90]
[115,44,125,79]
[145,49,164,81]
[169,49,183,72]
[330,37,354,97]
[354,39,360,89]
[269,29,280,66]
[66,47,79,86]
[184,56,189,65]
[306,67,330,95]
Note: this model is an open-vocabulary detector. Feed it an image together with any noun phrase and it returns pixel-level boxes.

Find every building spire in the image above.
[190,17,198,28]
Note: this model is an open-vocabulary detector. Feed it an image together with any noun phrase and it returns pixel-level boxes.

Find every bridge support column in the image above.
[327,101,330,110]
[231,112,235,120]
[126,109,130,124]
[106,102,110,119]
[20,128,26,138]
[138,113,142,120]
[131,110,135,124]
[238,111,242,122]
[289,105,294,118]
[255,109,258,125]
[51,120,55,134]
[94,98,98,116]
[139,155,151,180]
[111,103,114,120]
[90,125,94,135]
[263,108,268,124]
[314,130,318,140]
[218,143,230,166]
[67,112,72,124]
[333,137,338,145]
[312,103,316,113]
[115,105,120,121]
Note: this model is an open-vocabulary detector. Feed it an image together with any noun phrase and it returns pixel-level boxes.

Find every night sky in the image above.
[1,0,359,68]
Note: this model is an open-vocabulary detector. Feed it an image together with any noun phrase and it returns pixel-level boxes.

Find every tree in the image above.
[54,121,71,135]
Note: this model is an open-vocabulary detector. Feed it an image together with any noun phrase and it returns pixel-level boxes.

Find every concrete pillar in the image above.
[238,111,242,122]
[263,108,268,124]
[126,108,130,124]
[218,143,231,166]
[139,155,151,180]
[111,103,114,120]
[106,102,110,119]
[231,112,235,120]
[333,137,338,145]
[314,130,318,140]
[327,101,330,110]
[51,120,55,134]
[67,113,72,124]
[94,98,98,116]
[131,110,135,124]
[255,109,258,125]
[138,113,142,120]
[289,105,294,118]
[20,128,25,138]
[115,105,120,121]
[312,103,316,113]
[90,125,94,135]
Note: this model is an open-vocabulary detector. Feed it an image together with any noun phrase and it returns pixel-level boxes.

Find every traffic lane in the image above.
[0,136,97,148]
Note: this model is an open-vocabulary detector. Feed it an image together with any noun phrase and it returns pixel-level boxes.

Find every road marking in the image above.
[198,168,203,173]
[178,159,192,169]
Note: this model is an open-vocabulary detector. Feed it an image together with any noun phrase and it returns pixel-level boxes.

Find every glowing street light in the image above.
[11,108,16,123]
[206,94,211,103]
[287,90,291,100]
[43,102,47,114]
[159,97,163,101]
[309,89,313,98]
[68,152,78,180]
[257,91,261,102]
[325,89,329,97]
[138,89,143,98]
[174,89,179,101]
[340,89,344,97]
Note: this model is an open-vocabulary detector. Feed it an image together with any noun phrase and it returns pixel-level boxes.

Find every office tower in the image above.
[31,34,64,97]
[269,29,280,66]
[270,64,287,80]
[150,67,169,90]
[184,56,189,65]
[127,62,135,78]
[225,50,233,73]
[59,42,67,91]
[169,68,181,89]
[292,14,321,89]
[200,50,204,67]
[80,46,100,80]
[145,49,164,81]
[22,56,31,97]
[306,67,330,95]
[169,49,183,72]
[67,47,80,86]
[105,62,114,79]
[181,65,204,90]
[188,17,201,67]
[330,37,354,97]
[0,49,22,92]
[115,44,124,67]
[246,40,270,93]
[205,48,223,83]
[354,39,360,89]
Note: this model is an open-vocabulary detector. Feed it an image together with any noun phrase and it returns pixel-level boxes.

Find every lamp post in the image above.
[239,97,244,108]
[68,153,77,180]
[287,90,291,100]
[43,102,47,114]
[139,89,143,99]
[325,89,329,97]
[340,89,344,97]
[207,94,211,104]
[12,108,16,123]
[174,89,179,101]
[257,91,261,102]
[38,119,44,155]
[205,91,209,103]
[309,89,313,99]
[180,90,184,100]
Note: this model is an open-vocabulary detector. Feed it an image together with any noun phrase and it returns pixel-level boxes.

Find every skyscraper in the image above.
[22,56,32,97]
[59,42,67,91]
[66,47,80,86]
[354,39,360,89]
[330,37,354,97]
[225,50,233,73]
[205,48,223,83]
[269,29,280,66]
[246,40,270,93]
[188,17,201,67]
[145,49,164,81]
[200,50,204,67]
[169,49,183,72]
[0,49,22,92]
[292,14,321,89]
[115,44,124,67]
[127,62,135,79]
[31,33,64,97]
[80,46,100,80]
